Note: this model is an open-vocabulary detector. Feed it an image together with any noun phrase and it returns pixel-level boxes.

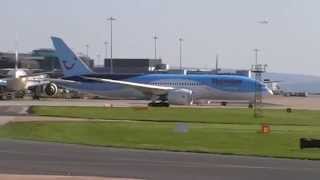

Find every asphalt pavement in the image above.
[0,140,319,180]
[0,99,148,107]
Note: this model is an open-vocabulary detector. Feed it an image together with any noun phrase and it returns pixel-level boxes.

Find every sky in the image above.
[1,0,320,76]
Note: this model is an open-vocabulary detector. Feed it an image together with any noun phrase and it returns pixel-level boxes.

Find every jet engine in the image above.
[44,83,58,96]
[167,89,193,105]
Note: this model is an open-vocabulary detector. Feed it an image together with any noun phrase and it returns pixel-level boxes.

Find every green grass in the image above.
[31,106,320,126]
[1,106,320,159]
[1,121,320,159]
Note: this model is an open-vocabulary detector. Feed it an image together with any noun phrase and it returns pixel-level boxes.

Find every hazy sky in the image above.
[1,0,320,75]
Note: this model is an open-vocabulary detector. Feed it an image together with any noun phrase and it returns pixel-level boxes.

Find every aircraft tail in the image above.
[51,37,93,77]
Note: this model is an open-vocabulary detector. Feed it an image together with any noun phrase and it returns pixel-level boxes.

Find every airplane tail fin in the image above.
[51,37,93,77]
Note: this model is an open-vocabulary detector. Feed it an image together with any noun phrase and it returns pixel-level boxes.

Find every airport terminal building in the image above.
[0,49,250,77]
[0,49,166,75]
[103,58,163,73]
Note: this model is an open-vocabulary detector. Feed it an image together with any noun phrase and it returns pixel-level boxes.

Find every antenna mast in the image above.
[14,34,19,78]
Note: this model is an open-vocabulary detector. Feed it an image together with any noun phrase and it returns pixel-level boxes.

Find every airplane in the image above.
[51,36,273,106]
[0,49,57,99]
[257,20,269,24]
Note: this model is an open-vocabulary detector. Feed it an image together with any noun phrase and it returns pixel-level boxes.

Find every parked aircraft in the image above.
[0,49,57,99]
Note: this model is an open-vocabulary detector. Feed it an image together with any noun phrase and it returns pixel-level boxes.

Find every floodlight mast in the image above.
[251,49,267,118]
[179,38,183,70]
[107,17,116,73]
[153,35,158,59]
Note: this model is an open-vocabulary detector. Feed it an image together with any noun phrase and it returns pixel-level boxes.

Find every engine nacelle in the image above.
[167,89,193,105]
[44,83,58,96]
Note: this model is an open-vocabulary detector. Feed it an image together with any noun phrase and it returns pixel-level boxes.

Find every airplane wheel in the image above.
[148,102,170,107]
[248,103,253,109]
[6,94,13,100]
[31,87,41,100]
[221,102,227,106]
[15,91,25,99]
[160,102,170,107]
[32,95,40,100]
[148,102,156,107]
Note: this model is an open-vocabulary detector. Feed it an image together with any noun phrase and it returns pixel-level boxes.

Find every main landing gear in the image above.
[221,101,228,106]
[148,101,170,107]
[248,103,253,109]
[30,86,42,100]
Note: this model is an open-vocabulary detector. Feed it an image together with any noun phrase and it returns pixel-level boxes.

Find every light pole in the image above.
[107,16,116,73]
[85,44,89,57]
[153,35,158,59]
[179,38,183,70]
[253,48,259,65]
[251,20,269,118]
[215,54,219,73]
[104,41,108,59]
[254,19,269,64]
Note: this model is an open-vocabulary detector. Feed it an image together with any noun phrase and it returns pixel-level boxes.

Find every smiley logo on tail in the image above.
[62,56,77,70]
[62,61,75,70]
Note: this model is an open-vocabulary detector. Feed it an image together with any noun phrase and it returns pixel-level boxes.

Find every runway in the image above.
[0,140,320,180]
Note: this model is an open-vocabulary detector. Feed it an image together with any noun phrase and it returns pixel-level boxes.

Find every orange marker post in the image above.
[261,123,271,134]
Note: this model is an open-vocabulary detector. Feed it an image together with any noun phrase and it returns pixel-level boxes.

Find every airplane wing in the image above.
[25,80,50,88]
[83,77,174,96]
[49,78,81,85]
[24,74,51,89]
[19,70,56,79]
[25,77,81,89]
[263,80,281,83]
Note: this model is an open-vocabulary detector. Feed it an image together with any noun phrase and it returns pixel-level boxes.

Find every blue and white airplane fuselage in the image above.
[62,73,269,102]
[51,36,272,105]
